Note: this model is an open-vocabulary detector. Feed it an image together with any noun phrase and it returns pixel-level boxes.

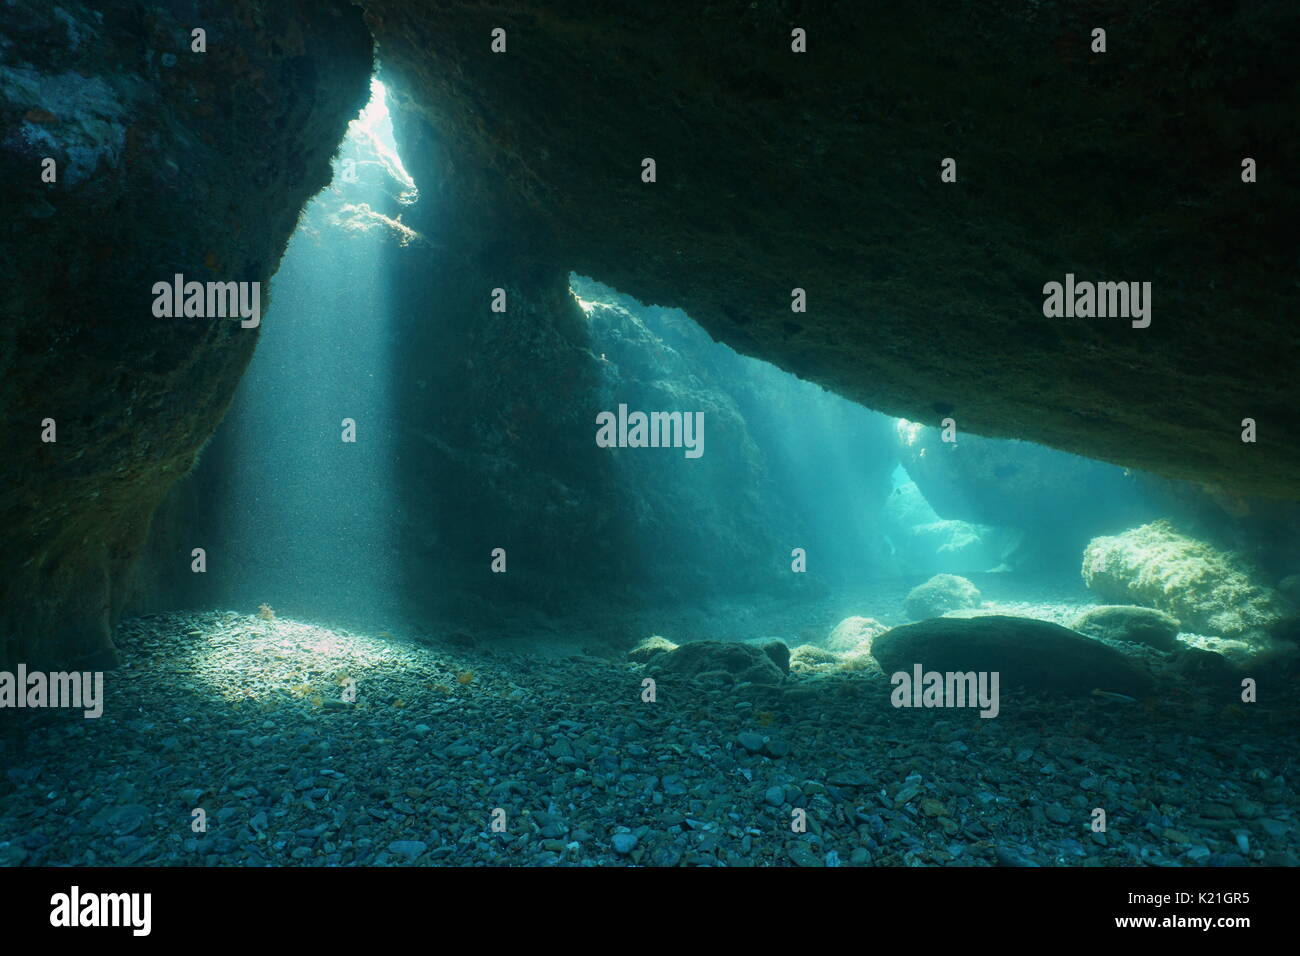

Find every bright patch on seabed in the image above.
[191,615,397,704]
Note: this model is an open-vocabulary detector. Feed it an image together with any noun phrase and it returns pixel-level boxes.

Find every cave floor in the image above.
[0,610,1296,867]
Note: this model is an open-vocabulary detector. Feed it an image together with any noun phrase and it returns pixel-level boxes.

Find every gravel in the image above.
[0,608,1296,867]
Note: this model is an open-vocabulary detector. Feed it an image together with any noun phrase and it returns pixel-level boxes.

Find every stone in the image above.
[787,843,823,868]
[825,616,890,654]
[1045,804,1072,824]
[871,615,1153,696]
[1082,521,1285,644]
[827,769,872,787]
[0,845,27,866]
[993,846,1039,868]
[387,840,427,861]
[762,738,790,759]
[611,832,638,855]
[1170,646,1241,685]
[904,574,981,620]
[757,639,790,674]
[919,799,946,818]
[790,644,840,671]
[649,641,784,686]
[1072,605,1181,650]
[736,732,766,754]
[627,635,678,662]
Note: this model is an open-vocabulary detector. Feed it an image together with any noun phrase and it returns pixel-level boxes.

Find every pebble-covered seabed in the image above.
[0,607,1296,868]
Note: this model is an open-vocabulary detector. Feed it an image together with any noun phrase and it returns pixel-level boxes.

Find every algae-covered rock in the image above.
[627,635,678,662]
[871,615,1153,697]
[1073,605,1181,651]
[1081,521,1285,644]
[790,644,840,672]
[757,639,791,675]
[825,616,891,654]
[904,574,981,620]
[648,641,784,686]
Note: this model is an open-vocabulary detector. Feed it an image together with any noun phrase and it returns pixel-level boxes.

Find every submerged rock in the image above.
[1170,646,1241,685]
[757,639,791,675]
[825,616,890,654]
[1072,605,1181,651]
[790,644,840,672]
[871,615,1153,697]
[1082,521,1286,644]
[647,641,785,686]
[904,574,982,621]
[627,635,678,662]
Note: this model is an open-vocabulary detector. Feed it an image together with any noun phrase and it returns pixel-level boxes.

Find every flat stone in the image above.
[827,769,871,787]
[387,840,428,862]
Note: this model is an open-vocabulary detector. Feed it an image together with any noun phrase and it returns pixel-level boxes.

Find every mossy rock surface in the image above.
[1082,521,1286,643]
[904,574,981,621]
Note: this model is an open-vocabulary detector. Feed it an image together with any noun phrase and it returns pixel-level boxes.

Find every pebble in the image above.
[763,738,790,759]
[0,609,1294,869]
[787,843,823,867]
[611,833,638,855]
[387,840,427,862]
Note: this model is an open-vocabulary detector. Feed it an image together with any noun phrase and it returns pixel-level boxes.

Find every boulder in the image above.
[1072,605,1181,651]
[1170,646,1242,686]
[904,574,981,621]
[1082,521,1286,644]
[757,639,791,675]
[648,641,785,686]
[871,615,1153,697]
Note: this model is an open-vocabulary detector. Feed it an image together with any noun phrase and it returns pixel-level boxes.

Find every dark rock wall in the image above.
[4,1,1298,666]
[0,1,373,667]
[362,0,1300,498]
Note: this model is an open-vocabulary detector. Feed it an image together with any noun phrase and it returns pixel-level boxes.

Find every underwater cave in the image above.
[1,0,1299,928]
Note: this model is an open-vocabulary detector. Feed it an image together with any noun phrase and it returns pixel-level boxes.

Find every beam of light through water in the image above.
[201,76,417,626]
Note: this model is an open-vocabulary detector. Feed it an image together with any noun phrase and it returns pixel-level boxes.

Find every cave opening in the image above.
[3,0,1297,882]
